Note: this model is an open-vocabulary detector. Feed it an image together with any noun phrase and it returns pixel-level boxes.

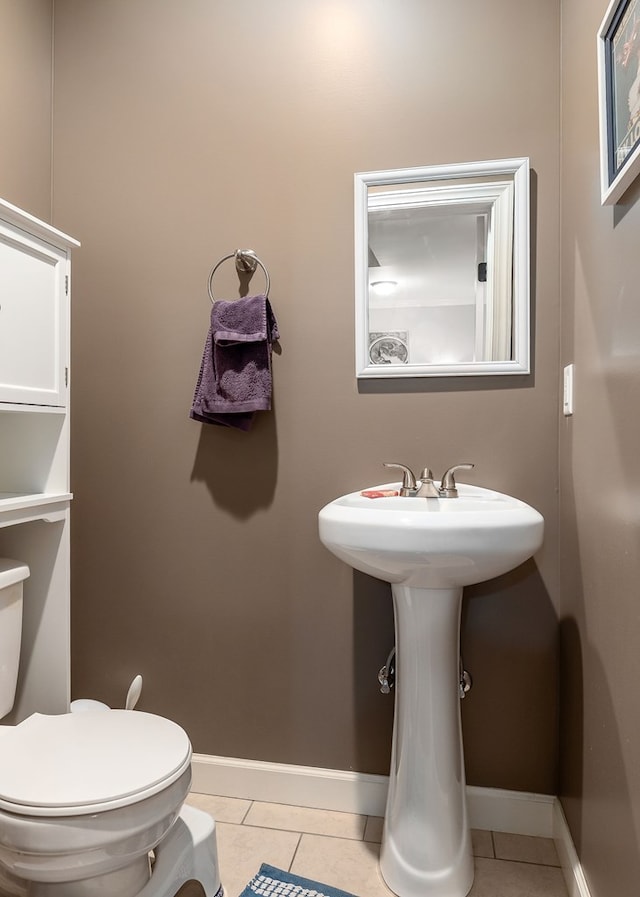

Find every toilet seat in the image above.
[0,710,191,816]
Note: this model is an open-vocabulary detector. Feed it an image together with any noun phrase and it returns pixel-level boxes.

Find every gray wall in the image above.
[51,0,561,791]
[560,1,640,895]
[8,3,640,892]
[0,0,52,220]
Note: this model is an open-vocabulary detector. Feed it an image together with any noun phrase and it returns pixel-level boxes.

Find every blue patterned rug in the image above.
[238,863,359,897]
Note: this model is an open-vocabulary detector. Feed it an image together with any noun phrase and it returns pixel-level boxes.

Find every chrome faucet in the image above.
[383,462,474,498]
[415,468,440,497]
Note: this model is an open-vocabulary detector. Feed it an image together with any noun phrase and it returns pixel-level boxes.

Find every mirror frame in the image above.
[355,157,530,378]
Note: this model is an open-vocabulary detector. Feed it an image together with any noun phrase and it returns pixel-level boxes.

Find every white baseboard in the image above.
[191,753,591,897]
[191,753,389,816]
[553,800,592,897]
[191,754,555,832]
[466,785,555,836]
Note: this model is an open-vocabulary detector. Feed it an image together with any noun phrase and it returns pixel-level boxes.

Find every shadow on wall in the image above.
[349,561,560,792]
[461,560,560,794]
[190,408,278,519]
[352,571,395,776]
[558,617,640,890]
[558,616,583,849]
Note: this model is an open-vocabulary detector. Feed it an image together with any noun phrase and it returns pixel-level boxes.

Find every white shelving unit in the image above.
[0,198,79,724]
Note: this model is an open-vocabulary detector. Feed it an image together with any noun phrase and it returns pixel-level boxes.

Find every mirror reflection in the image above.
[355,158,530,378]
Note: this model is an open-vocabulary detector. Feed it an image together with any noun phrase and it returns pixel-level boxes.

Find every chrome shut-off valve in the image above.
[378,647,396,694]
[459,659,473,699]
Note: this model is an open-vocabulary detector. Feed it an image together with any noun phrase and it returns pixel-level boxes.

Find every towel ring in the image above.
[207,249,271,302]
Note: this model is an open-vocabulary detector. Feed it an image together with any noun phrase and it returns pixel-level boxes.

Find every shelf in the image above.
[0,403,66,415]
[0,493,72,527]
[0,513,71,720]
[0,196,75,720]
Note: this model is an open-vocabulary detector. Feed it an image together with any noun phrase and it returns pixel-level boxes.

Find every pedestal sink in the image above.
[318,481,544,897]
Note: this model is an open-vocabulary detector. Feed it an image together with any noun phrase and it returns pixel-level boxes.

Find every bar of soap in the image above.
[360,489,400,499]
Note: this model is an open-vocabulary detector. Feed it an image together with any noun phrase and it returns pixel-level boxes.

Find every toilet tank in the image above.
[0,559,29,719]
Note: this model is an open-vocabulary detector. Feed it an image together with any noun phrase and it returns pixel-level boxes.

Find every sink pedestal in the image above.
[318,482,544,897]
[380,585,474,897]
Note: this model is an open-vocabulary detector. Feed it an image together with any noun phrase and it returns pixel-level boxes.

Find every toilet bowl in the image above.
[0,560,221,897]
[0,710,222,897]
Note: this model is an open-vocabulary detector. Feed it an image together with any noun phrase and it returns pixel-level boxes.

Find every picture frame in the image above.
[354,158,530,379]
[598,0,640,204]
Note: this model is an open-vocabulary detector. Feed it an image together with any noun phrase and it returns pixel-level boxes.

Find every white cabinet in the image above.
[0,222,68,406]
[0,199,78,408]
[0,198,78,516]
[0,198,79,722]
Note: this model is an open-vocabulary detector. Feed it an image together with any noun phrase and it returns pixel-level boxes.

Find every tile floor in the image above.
[186,792,569,897]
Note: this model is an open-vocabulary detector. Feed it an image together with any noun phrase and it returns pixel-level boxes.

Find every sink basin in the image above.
[318,480,544,897]
[319,482,544,589]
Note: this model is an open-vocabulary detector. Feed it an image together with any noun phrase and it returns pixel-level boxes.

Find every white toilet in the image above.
[0,560,223,897]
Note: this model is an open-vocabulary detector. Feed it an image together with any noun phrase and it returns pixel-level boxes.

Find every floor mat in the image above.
[238,863,359,897]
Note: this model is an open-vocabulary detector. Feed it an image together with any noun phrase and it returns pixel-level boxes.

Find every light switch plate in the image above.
[563,364,574,416]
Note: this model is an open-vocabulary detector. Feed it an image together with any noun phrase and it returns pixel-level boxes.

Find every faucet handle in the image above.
[440,463,474,498]
[383,462,417,496]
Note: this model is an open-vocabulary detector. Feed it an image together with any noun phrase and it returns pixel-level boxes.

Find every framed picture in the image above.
[598,0,640,204]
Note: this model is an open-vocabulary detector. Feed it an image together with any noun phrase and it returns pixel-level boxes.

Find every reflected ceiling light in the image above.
[370,280,398,296]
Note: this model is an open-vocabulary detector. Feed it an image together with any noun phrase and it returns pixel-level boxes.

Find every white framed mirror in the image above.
[355,157,530,378]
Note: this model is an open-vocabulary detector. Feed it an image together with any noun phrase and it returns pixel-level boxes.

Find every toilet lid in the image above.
[0,711,192,816]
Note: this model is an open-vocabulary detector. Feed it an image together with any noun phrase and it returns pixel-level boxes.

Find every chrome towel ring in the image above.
[207,249,271,302]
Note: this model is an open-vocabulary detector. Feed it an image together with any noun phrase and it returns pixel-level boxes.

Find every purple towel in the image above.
[190,294,279,431]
